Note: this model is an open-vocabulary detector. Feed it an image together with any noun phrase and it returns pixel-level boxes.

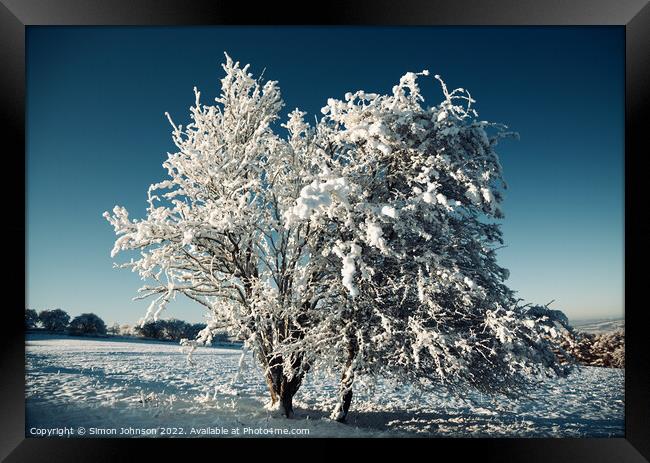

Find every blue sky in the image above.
[26,26,624,325]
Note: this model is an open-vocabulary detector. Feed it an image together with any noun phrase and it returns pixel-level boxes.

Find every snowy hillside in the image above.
[570,318,624,335]
[26,334,624,438]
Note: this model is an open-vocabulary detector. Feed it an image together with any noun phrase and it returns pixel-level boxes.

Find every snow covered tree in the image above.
[183,322,208,340]
[105,54,339,417]
[159,319,187,340]
[134,320,164,339]
[25,308,39,329]
[106,54,566,421]
[68,313,107,336]
[135,319,202,341]
[107,322,121,335]
[38,308,70,332]
[283,71,568,421]
[119,324,136,336]
[524,303,572,334]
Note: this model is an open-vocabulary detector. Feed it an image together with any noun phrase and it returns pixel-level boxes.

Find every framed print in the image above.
[2,0,648,461]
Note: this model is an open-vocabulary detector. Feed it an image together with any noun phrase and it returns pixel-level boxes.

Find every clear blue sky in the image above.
[26,26,624,325]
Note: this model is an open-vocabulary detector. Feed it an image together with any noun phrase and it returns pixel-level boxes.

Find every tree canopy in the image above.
[106,54,567,420]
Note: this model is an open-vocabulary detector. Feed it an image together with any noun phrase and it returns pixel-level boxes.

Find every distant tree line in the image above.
[25,308,228,343]
[25,308,106,336]
[133,319,214,342]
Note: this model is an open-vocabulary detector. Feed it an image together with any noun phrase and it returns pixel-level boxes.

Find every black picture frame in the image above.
[2,0,648,460]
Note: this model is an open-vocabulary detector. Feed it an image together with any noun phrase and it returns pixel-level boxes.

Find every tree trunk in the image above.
[264,353,304,418]
[264,371,279,405]
[279,375,302,418]
[280,384,295,418]
[330,366,354,422]
[331,338,357,423]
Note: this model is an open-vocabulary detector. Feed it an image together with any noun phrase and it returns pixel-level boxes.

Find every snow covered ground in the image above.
[25,334,624,438]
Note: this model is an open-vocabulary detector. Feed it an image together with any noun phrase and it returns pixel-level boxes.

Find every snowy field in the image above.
[571,318,624,335]
[26,334,624,438]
